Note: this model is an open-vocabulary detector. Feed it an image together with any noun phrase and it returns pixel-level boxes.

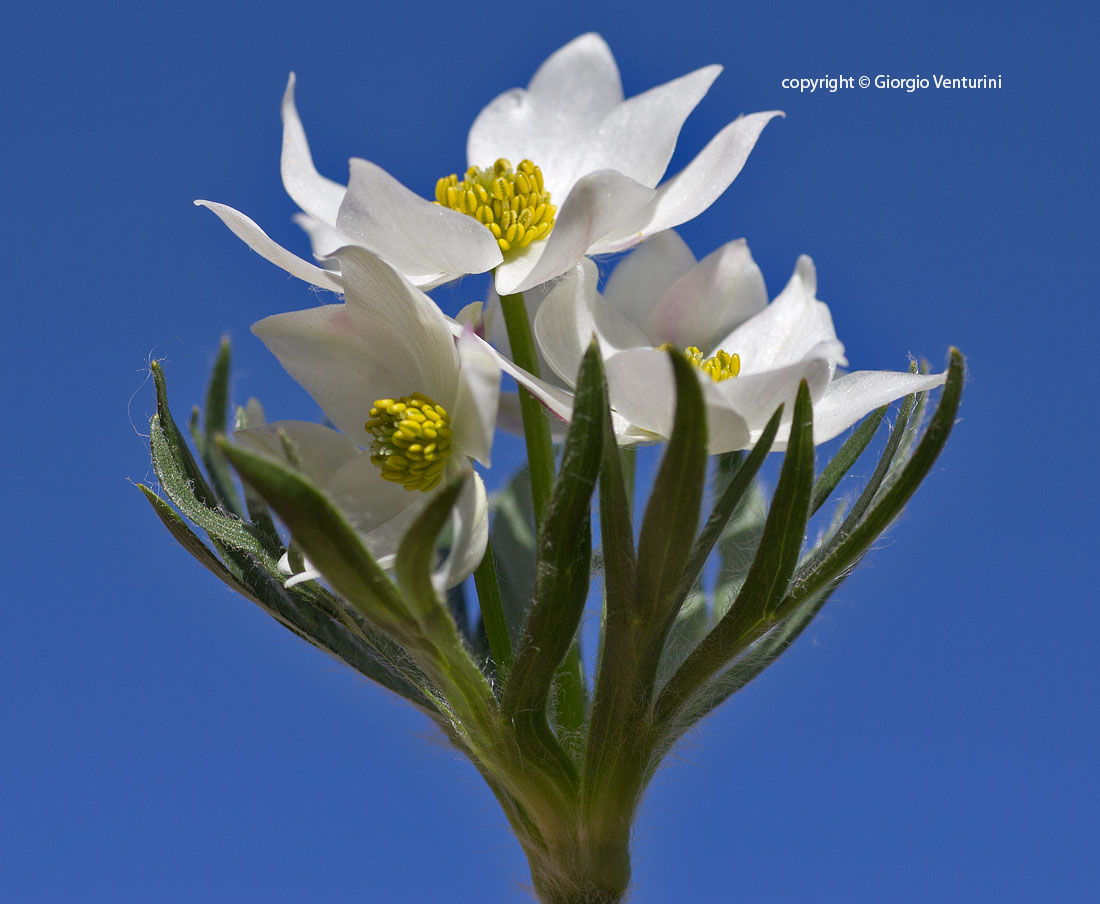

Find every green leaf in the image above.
[634,349,708,633]
[811,404,888,515]
[216,437,407,628]
[788,348,965,608]
[487,466,537,645]
[395,477,465,615]
[582,349,706,833]
[150,360,218,510]
[831,391,917,539]
[712,480,769,621]
[139,484,438,711]
[200,337,246,518]
[150,413,275,562]
[502,342,607,790]
[655,380,816,728]
[662,582,837,738]
[139,483,263,601]
[473,539,513,679]
[233,400,282,553]
[672,404,782,619]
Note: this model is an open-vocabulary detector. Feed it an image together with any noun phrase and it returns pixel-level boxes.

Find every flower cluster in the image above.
[194,33,944,586]
[147,34,961,904]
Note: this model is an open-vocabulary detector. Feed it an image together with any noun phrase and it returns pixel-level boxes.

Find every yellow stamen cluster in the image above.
[660,344,742,382]
[435,158,556,254]
[365,393,453,492]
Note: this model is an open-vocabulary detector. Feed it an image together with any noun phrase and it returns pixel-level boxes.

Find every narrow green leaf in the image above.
[658,582,838,744]
[832,391,917,537]
[655,380,816,727]
[140,484,438,710]
[672,403,783,615]
[473,539,513,678]
[582,374,639,806]
[201,337,246,518]
[395,477,463,601]
[634,350,708,630]
[150,360,218,510]
[217,437,407,627]
[788,348,965,608]
[655,588,709,690]
[502,343,606,789]
[487,466,537,645]
[139,483,261,600]
[150,414,274,561]
[582,350,706,834]
[233,401,282,553]
[712,481,768,621]
[811,404,888,515]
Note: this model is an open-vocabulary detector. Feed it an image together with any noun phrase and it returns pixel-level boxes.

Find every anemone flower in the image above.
[529,231,947,452]
[234,246,500,589]
[196,33,780,296]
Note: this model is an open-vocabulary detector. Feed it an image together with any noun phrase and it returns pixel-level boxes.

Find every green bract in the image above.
[142,331,963,903]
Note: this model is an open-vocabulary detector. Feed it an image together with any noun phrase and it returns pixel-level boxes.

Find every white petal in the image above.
[252,248,460,437]
[336,158,502,286]
[601,230,698,331]
[715,256,846,374]
[527,33,624,116]
[433,473,490,591]
[643,238,768,349]
[594,110,784,252]
[603,348,680,440]
[331,246,463,408]
[446,320,577,429]
[534,259,649,386]
[706,356,834,451]
[280,73,345,226]
[467,33,623,195]
[574,65,722,189]
[194,200,344,293]
[497,169,656,295]
[451,328,501,467]
[292,212,344,266]
[234,420,360,487]
[807,368,948,446]
[326,454,421,537]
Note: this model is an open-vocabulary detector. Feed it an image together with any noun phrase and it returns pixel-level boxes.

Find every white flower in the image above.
[528,231,947,452]
[234,246,500,589]
[196,34,781,296]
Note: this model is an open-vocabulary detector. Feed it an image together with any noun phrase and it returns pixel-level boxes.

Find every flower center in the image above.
[365,393,453,492]
[660,344,741,382]
[435,158,556,254]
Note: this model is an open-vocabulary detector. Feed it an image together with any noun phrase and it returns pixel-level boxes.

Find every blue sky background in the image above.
[5,1,1097,901]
